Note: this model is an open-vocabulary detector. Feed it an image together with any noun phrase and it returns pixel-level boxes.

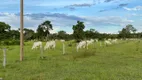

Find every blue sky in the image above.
[0,0,142,34]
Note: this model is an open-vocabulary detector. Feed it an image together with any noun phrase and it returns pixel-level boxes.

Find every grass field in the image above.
[0,40,142,80]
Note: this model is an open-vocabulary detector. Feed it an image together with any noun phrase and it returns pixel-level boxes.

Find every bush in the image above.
[0,40,20,45]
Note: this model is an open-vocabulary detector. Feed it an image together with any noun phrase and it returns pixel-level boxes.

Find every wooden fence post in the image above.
[40,46,43,59]
[63,43,65,54]
[3,48,6,68]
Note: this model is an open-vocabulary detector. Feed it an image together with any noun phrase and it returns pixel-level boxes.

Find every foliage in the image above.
[0,21,142,42]
[72,21,85,42]
[9,30,20,40]
[57,30,67,39]
[84,28,100,39]
[24,28,35,40]
[0,22,11,33]
[118,24,137,38]
[126,24,137,33]
[36,20,53,40]
[0,40,20,45]
[0,22,11,40]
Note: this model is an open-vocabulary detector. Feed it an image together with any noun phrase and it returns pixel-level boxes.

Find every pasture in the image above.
[0,40,142,80]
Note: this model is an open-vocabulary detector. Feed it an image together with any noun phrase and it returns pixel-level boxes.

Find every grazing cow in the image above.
[95,39,98,42]
[44,41,56,50]
[76,41,87,52]
[111,39,117,44]
[86,39,94,49]
[60,39,65,42]
[32,41,42,49]
[104,40,112,46]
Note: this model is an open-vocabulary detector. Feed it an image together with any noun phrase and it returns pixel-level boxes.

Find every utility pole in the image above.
[20,0,24,61]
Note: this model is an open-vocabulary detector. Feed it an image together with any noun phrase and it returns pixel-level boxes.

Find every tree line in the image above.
[0,20,142,45]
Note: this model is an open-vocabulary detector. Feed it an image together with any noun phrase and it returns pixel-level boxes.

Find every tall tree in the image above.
[0,22,11,33]
[126,24,137,33]
[37,20,53,40]
[72,21,85,42]
[0,22,11,40]
[118,24,137,38]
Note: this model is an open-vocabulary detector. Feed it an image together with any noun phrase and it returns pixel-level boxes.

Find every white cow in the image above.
[44,41,56,50]
[111,39,117,44]
[108,39,112,41]
[86,39,94,49]
[76,41,87,52]
[32,41,42,49]
[60,39,65,42]
[104,40,112,46]
[95,39,98,42]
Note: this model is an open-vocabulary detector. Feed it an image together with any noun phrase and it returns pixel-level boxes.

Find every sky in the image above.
[0,0,142,34]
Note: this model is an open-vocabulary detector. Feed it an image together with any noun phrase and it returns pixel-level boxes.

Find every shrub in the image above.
[0,40,20,45]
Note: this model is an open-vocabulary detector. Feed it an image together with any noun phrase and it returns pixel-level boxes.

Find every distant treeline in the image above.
[0,20,142,45]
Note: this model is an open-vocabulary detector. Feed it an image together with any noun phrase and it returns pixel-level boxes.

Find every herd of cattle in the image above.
[31,38,141,52]
[31,39,123,52]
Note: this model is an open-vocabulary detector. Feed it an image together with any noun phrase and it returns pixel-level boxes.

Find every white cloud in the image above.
[123,6,142,11]
[49,26,60,34]
[35,0,94,7]
[83,16,133,27]
[0,12,134,33]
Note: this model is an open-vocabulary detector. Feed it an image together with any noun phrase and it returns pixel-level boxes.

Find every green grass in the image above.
[0,40,142,80]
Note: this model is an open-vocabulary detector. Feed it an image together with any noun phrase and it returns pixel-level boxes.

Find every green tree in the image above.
[118,24,137,38]
[24,28,35,40]
[0,22,11,33]
[9,30,20,40]
[37,20,53,40]
[72,21,85,42]
[90,28,96,33]
[126,24,137,33]
[84,28,97,39]
[57,30,67,39]
[0,22,11,40]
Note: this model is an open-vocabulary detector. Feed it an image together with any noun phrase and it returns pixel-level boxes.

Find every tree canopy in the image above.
[36,20,53,40]
[72,21,85,42]
[0,22,11,33]
[0,20,141,43]
[118,24,137,38]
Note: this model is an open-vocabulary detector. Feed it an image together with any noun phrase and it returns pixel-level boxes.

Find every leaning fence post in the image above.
[3,48,6,68]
